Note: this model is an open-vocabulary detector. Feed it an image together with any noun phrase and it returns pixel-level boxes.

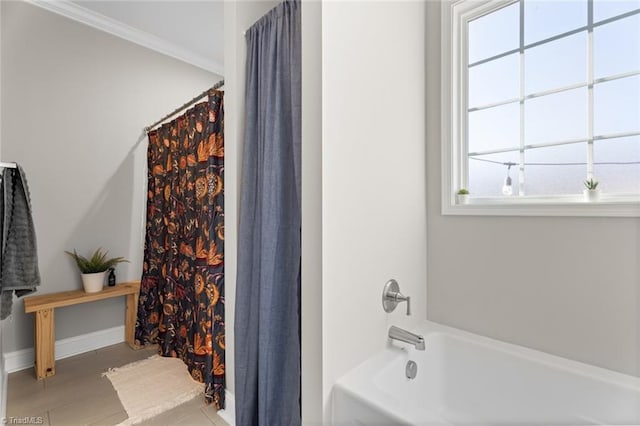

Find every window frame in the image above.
[441,0,640,217]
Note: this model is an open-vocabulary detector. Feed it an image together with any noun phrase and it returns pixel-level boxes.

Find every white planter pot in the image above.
[456,194,469,205]
[81,271,106,293]
[583,189,600,202]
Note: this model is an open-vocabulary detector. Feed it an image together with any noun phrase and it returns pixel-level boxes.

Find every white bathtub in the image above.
[333,321,640,425]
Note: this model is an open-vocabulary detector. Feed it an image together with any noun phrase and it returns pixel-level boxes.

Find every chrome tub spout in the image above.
[389,325,425,350]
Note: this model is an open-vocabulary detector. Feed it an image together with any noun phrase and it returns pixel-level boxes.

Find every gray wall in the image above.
[1,1,218,353]
[426,1,640,376]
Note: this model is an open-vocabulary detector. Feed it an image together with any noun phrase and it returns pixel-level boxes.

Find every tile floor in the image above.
[6,343,228,426]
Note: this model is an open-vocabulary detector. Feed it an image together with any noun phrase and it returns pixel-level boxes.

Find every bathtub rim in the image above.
[418,321,640,392]
[333,320,640,424]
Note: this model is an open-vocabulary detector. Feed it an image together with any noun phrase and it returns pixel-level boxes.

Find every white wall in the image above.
[320,0,427,419]
[1,1,218,354]
[426,1,640,376]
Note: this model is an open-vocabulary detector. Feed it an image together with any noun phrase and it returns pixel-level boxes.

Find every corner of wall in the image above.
[1,0,217,355]
[301,0,323,423]
[222,0,239,402]
[0,2,7,419]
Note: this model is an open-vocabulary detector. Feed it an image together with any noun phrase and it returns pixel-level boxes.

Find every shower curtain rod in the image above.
[144,79,224,132]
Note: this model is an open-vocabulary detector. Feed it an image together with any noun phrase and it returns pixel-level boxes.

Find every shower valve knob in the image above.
[382,279,412,316]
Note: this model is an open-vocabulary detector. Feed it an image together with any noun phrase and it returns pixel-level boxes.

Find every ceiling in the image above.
[47,1,224,75]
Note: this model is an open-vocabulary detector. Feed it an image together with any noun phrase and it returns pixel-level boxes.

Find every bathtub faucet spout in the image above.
[388,325,425,350]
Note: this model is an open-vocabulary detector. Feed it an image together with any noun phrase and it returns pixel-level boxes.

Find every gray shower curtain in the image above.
[234,1,301,425]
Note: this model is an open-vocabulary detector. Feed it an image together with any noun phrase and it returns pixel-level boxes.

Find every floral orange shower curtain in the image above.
[135,90,225,409]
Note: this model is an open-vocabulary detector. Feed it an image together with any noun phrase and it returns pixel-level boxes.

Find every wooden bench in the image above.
[23,281,141,379]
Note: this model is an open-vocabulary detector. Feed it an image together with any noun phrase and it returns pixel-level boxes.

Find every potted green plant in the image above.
[65,248,129,293]
[583,178,600,201]
[456,188,470,204]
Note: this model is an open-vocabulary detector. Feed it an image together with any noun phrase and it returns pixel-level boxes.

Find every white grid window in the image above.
[442,0,640,216]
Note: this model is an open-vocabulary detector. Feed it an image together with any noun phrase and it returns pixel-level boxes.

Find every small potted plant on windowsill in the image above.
[456,188,470,205]
[65,248,129,293]
[583,178,600,202]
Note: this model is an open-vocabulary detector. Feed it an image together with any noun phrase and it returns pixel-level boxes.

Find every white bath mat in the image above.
[104,354,203,425]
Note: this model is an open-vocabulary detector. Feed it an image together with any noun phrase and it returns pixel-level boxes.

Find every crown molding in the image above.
[26,0,224,76]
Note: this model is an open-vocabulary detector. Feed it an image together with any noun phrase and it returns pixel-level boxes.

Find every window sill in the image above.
[443,194,640,217]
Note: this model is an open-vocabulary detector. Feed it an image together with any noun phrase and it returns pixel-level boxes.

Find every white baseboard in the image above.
[1,320,7,420]
[217,390,235,425]
[5,325,125,373]
[1,358,6,421]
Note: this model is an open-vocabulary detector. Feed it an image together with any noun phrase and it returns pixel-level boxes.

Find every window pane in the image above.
[468,103,520,153]
[594,75,640,136]
[593,136,640,193]
[468,2,519,64]
[524,0,587,44]
[469,53,519,108]
[525,88,588,144]
[524,143,587,195]
[594,14,640,79]
[525,32,587,95]
[469,151,520,196]
[594,0,640,22]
